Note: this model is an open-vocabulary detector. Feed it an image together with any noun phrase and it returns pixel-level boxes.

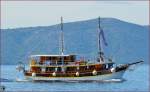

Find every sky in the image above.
[1,1,149,29]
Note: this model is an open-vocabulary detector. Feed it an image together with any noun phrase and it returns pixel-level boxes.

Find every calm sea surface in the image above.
[1,65,149,91]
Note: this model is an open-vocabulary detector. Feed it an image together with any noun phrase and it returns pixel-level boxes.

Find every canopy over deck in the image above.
[30,54,77,64]
[30,54,76,57]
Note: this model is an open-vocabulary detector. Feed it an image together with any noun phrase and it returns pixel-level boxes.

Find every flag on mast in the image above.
[100,28,108,46]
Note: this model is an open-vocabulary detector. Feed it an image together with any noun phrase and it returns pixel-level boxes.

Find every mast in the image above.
[60,16,64,55]
[98,17,102,53]
[60,16,64,65]
[98,17,104,62]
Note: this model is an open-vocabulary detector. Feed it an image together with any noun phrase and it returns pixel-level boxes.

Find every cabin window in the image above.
[41,67,45,72]
[79,66,86,71]
[57,67,62,72]
[106,64,109,69]
[89,65,95,70]
[46,67,55,72]
[43,60,51,65]
[55,67,58,72]
[66,67,76,71]
[108,63,113,68]
[39,62,43,65]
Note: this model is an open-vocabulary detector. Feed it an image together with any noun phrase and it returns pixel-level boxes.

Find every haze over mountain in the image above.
[1,18,149,65]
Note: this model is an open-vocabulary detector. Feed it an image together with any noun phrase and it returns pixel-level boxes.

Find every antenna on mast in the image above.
[60,16,64,55]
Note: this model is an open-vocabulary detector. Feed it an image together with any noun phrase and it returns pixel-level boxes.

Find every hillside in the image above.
[1,18,149,64]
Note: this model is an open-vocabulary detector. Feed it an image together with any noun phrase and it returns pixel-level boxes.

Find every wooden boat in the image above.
[16,17,143,81]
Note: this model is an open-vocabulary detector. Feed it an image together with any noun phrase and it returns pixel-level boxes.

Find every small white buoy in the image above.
[32,72,36,77]
[92,70,97,76]
[52,72,56,77]
[110,68,116,73]
[76,72,79,77]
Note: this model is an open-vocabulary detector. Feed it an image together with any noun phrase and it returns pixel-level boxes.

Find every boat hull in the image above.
[25,70,126,81]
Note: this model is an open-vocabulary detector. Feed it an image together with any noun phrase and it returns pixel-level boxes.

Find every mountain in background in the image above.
[1,18,149,65]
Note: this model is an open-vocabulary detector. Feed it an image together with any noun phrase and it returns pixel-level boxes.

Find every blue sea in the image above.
[1,64,149,91]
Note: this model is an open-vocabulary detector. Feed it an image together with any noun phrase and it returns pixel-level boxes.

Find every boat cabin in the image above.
[30,54,76,65]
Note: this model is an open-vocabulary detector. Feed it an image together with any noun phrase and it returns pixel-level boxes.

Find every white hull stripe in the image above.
[25,70,125,81]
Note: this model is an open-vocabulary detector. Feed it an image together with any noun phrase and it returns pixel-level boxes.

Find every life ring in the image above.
[76,72,79,77]
[52,72,56,77]
[92,70,97,76]
[32,72,36,77]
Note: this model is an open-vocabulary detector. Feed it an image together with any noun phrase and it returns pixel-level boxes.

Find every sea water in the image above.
[1,64,149,91]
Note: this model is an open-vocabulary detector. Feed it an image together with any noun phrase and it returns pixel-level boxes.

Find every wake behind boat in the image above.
[16,17,144,81]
